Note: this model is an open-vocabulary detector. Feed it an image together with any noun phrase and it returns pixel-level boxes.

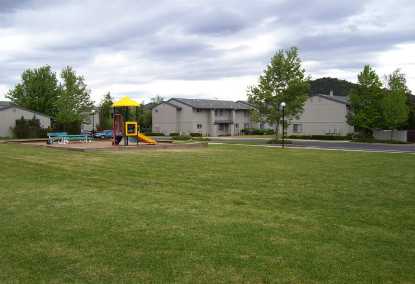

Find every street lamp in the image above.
[280,102,286,148]
[91,109,96,137]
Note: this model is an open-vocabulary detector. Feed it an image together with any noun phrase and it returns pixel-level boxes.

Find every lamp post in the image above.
[280,102,286,149]
[91,109,96,137]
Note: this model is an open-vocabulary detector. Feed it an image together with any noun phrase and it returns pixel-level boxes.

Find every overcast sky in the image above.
[1,0,414,103]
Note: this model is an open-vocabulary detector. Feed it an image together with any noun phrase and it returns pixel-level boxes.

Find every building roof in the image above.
[0,101,51,117]
[313,94,350,105]
[0,101,12,110]
[112,96,141,107]
[169,98,251,110]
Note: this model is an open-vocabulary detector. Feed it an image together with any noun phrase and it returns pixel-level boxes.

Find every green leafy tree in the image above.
[151,95,164,104]
[55,66,93,133]
[247,47,310,137]
[381,69,410,139]
[407,97,415,129]
[347,65,384,136]
[98,92,113,130]
[138,108,152,131]
[6,65,59,116]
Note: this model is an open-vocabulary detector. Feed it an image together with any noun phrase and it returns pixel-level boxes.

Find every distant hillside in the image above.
[310,77,357,97]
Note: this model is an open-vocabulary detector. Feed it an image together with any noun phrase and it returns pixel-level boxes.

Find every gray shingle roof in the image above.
[169,98,251,110]
[0,101,13,111]
[0,101,50,117]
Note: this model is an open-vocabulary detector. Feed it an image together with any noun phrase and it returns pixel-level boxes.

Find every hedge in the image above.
[13,116,48,139]
[242,128,275,135]
[142,132,165,136]
[288,134,353,140]
[190,133,203,137]
[171,135,192,140]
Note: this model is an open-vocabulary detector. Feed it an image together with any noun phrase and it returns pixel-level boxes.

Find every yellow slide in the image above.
[137,133,157,145]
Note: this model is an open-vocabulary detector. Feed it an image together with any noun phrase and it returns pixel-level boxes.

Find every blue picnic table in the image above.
[47,132,92,144]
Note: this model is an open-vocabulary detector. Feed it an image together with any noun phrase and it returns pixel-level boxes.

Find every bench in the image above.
[47,132,92,144]
[47,132,68,144]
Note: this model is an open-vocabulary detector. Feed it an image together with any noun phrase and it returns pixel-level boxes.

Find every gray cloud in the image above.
[0,0,414,101]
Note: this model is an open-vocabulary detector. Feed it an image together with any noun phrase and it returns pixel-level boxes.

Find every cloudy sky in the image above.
[1,0,414,103]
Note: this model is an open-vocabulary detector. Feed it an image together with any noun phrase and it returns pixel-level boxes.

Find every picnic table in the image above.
[47,132,92,144]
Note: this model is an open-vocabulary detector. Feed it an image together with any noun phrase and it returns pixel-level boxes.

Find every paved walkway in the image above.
[209,137,415,154]
[289,140,415,154]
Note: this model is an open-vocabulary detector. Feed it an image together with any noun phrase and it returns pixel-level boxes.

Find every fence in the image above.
[372,130,407,143]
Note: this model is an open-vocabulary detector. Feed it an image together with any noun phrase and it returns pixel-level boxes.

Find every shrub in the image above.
[288,134,352,141]
[12,116,48,139]
[52,120,81,134]
[143,132,165,136]
[172,135,192,140]
[190,133,203,137]
[169,132,180,136]
[263,129,275,135]
[242,128,274,135]
[192,137,209,142]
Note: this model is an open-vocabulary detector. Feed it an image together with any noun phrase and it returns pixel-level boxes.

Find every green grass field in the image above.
[0,143,414,283]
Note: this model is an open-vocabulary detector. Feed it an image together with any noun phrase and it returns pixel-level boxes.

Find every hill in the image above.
[310,77,357,97]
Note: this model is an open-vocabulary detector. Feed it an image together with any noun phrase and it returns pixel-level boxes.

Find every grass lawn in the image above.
[0,144,414,283]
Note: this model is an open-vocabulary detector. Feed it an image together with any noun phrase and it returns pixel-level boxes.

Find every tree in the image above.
[347,65,384,136]
[55,66,93,132]
[138,108,152,131]
[98,92,113,130]
[381,69,410,139]
[6,65,60,117]
[150,95,164,104]
[407,95,415,129]
[247,47,310,137]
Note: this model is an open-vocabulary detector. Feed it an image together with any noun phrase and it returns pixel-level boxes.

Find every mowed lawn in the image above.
[0,144,414,283]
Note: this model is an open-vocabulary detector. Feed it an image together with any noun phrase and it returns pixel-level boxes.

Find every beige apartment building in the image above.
[152,94,354,136]
[152,98,256,136]
[287,94,353,136]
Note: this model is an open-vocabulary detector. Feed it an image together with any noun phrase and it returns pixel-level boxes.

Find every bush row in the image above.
[170,132,203,137]
[13,117,48,139]
[288,134,353,140]
[171,135,192,140]
[142,132,165,136]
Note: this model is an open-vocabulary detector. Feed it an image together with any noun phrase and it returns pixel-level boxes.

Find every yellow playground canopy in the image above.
[112,96,141,108]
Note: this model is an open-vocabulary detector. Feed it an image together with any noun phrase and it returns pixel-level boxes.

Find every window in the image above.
[218,124,224,131]
[215,109,223,116]
[197,124,202,129]
[196,109,201,112]
[235,123,239,129]
[293,124,303,133]
[244,123,249,129]
[154,109,159,113]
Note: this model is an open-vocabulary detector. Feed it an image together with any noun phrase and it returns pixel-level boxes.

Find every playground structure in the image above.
[112,96,157,146]
[8,95,208,151]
